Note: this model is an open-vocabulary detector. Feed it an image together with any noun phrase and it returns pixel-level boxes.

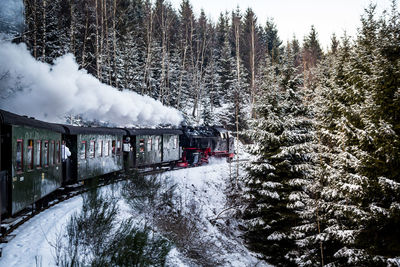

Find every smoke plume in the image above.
[0,42,182,126]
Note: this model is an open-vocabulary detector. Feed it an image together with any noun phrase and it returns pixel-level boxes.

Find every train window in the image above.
[61,142,65,160]
[139,139,145,152]
[50,141,54,165]
[117,140,121,155]
[89,141,95,158]
[27,139,34,170]
[80,141,87,159]
[56,141,61,163]
[16,139,23,172]
[44,141,49,167]
[36,140,42,168]
[112,140,116,156]
[53,142,56,164]
[105,141,110,156]
[99,141,103,157]
[154,136,160,151]
[174,136,178,149]
[147,138,152,151]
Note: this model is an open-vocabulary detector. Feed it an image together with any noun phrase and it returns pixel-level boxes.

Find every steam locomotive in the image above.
[0,109,234,225]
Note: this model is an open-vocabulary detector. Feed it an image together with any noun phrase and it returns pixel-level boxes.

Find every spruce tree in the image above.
[244,52,315,265]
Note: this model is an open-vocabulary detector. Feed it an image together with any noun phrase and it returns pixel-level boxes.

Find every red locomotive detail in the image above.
[178,126,234,167]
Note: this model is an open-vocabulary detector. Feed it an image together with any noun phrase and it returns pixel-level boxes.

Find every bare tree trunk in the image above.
[81,4,89,68]
[234,16,240,188]
[70,0,75,55]
[143,9,153,95]
[95,0,100,78]
[104,0,111,85]
[177,45,187,109]
[99,0,104,81]
[113,0,117,88]
[160,7,166,104]
[250,19,256,118]
[165,43,171,105]
[192,36,207,121]
[42,0,46,61]
[33,0,37,59]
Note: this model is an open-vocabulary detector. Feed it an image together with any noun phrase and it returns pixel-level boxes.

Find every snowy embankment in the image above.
[0,160,269,266]
[0,197,83,266]
[162,159,268,266]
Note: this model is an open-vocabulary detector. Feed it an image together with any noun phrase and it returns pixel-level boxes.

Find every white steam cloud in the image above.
[0,42,182,126]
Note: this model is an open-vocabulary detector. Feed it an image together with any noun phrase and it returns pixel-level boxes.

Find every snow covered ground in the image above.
[0,197,83,266]
[0,159,269,267]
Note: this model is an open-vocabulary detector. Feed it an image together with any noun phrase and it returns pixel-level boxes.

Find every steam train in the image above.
[0,109,234,225]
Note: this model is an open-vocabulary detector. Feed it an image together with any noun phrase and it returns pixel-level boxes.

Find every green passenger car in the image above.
[0,110,65,216]
[61,125,125,182]
[124,129,182,169]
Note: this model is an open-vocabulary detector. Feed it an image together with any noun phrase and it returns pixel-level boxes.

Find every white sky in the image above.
[168,0,398,49]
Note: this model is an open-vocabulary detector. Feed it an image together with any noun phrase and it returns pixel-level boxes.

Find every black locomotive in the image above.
[0,109,234,225]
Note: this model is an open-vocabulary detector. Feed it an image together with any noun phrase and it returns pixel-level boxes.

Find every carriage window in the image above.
[105,141,110,156]
[56,141,61,163]
[16,139,23,172]
[89,141,95,158]
[61,142,65,160]
[175,136,179,149]
[36,140,42,167]
[98,141,103,157]
[50,141,54,165]
[27,139,34,170]
[112,140,116,156]
[80,141,87,159]
[117,140,121,155]
[154,137,159,151]
[44,141,49,167]
[139,139,145,152]
[53,142,56,164]
[147,138,152,151]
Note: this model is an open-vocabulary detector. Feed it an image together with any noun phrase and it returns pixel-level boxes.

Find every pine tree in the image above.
[302,25,323,70]
[264,18,282,64]
[353,3,400,263]
[244,53,315,265]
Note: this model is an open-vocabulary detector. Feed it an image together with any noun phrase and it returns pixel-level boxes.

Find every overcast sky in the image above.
[168,0,398,49]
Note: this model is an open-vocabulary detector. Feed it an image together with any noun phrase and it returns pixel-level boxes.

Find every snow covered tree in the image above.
[310,4,400,265]
[352,3,400,263]
[244,50,316,265]
[264,18,282,65]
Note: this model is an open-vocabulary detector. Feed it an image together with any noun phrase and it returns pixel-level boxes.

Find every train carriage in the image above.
[0,110,65,217]
[124,128,182,169]
[60,125,125,182]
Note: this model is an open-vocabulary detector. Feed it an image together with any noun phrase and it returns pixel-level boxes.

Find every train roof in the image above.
[124,128,182,136]
[0,109,66,133]
[181,126,222,137]
[60,124,126,135]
